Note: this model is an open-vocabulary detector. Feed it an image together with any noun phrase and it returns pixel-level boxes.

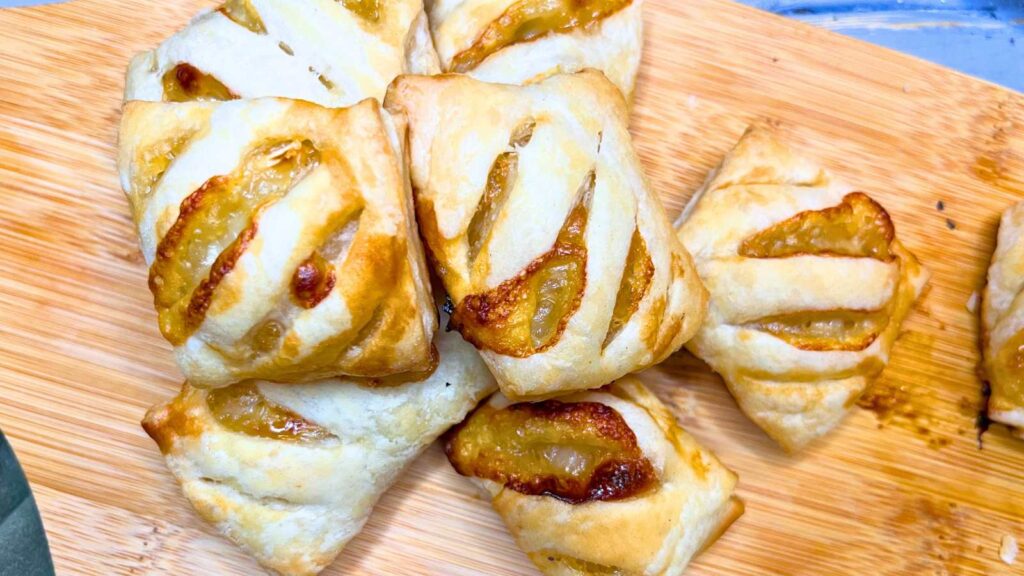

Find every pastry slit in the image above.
[218,0,267,34]
[310,66,336,91]
[602,226,654,349]
[445,399,656,503]
[130,132,195,220]
[745,307,892,352]
[739,192,895,261]
[341,0,382,22]
[467,119,537,264]
[529,169,595,349]
[231,207,364,361]
[206,382,334,441]
[449,0,633,73]
[451,168,594,356]
[162,64,239,102]
[149,139,321,344]
[196,476,307,508]
[290,207,363,310]
[533,552,630,575]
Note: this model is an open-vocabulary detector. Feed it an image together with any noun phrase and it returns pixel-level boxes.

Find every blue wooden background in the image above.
[747,0,1024,91]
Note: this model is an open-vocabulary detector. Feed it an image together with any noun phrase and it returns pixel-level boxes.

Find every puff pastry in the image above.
[427,0,643,98]
[385,70,707,399]
[676,127,928,452]
[982,202,1024,439]
[446,376,742,575]
[118,97,436,387]
[126,0,439,107]
[143,321,496,576]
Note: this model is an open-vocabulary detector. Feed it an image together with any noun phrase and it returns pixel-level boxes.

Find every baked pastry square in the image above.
[385,70,707,399]
[427,0,643,98]
[446,376,742,575]
[982,201,1024,439]
[126,0,439,106]
[144,323,496,576]
[118,97,436,387]
[676,126,928,452]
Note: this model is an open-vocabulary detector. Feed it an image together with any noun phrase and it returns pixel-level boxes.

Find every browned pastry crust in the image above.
[118,97,436,387]
[676,126,929,452]
[446,376,742,575]
[385,70,707,399]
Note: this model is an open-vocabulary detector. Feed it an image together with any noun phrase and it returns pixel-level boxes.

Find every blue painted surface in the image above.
[744,0,1024,91]
[0,0,61,6]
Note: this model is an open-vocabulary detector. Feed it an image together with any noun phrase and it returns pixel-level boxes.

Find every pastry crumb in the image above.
[966,291,979,314]
[687,94,699,110]
[1001,534,1018,565]
[946,218,957,230]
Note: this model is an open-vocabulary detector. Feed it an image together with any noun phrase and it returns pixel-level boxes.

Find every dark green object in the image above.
[0,430,54,576]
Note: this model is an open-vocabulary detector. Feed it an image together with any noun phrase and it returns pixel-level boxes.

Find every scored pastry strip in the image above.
[982,202,1024,439]
[677,126,928,452]
[738,192,900,352]
[385,70,707,399]
[126,0,439,106]
[144,324,497,576]
[445,376,742,576]
[427,0,644,98]
[118,98,436,387]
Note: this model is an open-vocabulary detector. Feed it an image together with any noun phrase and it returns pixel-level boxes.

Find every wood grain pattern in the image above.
[0,0,1022,574]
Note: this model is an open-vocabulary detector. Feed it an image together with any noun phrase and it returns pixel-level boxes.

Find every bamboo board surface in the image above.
[1,0,1023,574]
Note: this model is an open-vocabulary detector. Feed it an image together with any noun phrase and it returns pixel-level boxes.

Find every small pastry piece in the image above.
[118,97,435,387]
[427,0,643,98]
[982,202,1024,439]
[676,126,928,452]
[143,322,496,576]
[385,70,707,399]
[125,0,439,106]
[446,376,742,575]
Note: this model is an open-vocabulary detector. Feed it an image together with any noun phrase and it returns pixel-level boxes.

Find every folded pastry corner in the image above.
[118,97,436,387]
[385,70,707,399]
[427,0,644,98]
[143,324,496,576]
[126,0,440,107]
[676,126,929,452]
[446,376,742,575]
[982,201,1024,439]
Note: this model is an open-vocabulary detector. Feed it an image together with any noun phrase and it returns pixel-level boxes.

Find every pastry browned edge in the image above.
[981,202,1024,439]
[676,126,928,452]
[446,376,743,576]
[385,70,707,400]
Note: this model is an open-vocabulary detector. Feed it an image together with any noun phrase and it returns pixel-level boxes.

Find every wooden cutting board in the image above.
[1,0,1022,574]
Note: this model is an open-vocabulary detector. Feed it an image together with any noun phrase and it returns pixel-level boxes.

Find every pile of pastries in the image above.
[115,0,1020,574]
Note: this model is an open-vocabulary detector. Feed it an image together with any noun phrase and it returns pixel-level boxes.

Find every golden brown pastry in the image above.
[426,0,643,98]
[384,70,707,399]
[446,376,742,575]
[676,126,928,452]
[982,202,1024,439]
[144,322,496,576]
[118,97,436,387]
[125,0,439,106]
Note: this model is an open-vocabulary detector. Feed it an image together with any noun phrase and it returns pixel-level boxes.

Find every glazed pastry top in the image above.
[118,98,436,387]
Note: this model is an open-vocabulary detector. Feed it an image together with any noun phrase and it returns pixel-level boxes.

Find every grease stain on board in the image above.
[858,377,945,449]
[888,497,970,575]
[858,355,952,449]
